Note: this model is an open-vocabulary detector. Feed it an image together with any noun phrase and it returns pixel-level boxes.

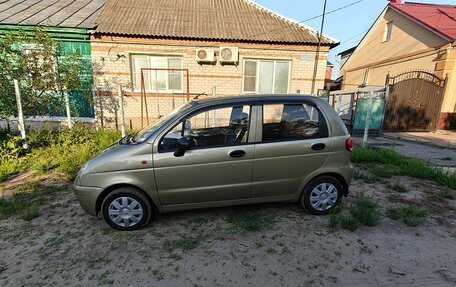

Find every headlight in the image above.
[79,162,90,175]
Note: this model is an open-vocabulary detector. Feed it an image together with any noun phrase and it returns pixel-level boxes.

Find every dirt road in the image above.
[0,175,455,286]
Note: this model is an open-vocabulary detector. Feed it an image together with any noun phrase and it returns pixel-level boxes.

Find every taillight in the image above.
[346,137,353,152]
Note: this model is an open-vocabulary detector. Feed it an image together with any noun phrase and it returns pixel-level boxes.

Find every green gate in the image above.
[352,91,386,136]
[0,26,95,118]
[59,40,94,118]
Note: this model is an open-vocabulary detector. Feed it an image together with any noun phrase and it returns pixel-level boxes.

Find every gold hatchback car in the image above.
[74,95,354,230]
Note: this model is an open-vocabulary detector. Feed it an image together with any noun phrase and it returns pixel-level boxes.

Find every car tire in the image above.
[101,187,153,231]
[300,176,343,215]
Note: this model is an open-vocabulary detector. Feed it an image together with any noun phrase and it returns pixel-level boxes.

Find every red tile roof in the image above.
[389,2,456,41]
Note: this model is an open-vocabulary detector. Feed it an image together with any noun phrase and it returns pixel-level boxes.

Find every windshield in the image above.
[132,102,193,143]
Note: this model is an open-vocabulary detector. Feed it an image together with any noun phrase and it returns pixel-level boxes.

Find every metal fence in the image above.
[328,87,387,143]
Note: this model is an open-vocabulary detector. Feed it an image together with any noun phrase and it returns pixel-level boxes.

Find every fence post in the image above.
[92,86,99,131]
[118,85,126,137]
[13,79,28,149]
[64,88,73,130]
[337,93,342,115]
[362,92,374,147]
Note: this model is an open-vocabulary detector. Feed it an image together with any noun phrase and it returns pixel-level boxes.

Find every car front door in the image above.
[153,104,255,206]
[251,102,332,198]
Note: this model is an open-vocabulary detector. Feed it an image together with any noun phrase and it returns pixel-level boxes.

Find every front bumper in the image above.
[73,185,103,216]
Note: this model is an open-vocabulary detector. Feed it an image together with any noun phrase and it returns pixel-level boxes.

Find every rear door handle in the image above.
[229,150,246,158]
[311,143,326,151]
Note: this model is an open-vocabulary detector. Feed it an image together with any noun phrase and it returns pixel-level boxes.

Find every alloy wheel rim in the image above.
[310,183,338,211]
[108,197,143,227]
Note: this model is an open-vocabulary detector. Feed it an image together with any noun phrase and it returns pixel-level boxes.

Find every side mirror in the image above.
[174,136,191,157]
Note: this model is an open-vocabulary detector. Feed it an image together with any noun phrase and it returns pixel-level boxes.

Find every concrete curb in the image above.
[381,133,456,150]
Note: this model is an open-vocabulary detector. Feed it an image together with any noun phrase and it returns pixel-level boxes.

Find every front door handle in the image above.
[229,150,246,158]
[311,143,326,151]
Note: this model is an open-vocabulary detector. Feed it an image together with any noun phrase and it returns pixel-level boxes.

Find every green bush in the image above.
[0,134,25,159]
[0,123,122,182]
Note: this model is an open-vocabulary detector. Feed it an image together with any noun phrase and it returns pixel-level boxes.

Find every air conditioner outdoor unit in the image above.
[219,46,239,64]
[195,48,215,63]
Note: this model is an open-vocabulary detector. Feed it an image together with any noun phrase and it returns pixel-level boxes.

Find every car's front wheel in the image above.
[300,176,343,215]
[101,187,152,231]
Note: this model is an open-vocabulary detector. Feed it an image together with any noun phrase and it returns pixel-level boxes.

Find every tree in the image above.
[0,28,93,120]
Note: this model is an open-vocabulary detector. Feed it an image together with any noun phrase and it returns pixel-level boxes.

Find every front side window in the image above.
[262,103,326,142]
[159,105,250,152]
[243,60,290,94]
[131,55,183,92]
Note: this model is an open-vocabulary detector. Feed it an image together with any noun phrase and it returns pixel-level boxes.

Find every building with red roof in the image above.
[340,1,456,130]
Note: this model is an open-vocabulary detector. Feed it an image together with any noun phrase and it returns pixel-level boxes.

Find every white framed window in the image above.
[131,54,183,92]
[242,59,291,94]
[383,22,393,42]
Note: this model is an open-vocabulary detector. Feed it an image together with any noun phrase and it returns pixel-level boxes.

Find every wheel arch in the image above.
[95,184,159,216]
[302,172,349,197]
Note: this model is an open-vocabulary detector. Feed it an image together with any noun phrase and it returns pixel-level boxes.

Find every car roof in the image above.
[192,94,321,106]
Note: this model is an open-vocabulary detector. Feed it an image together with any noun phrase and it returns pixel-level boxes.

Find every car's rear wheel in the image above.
[300,176,343,215]
[101,187,152,231]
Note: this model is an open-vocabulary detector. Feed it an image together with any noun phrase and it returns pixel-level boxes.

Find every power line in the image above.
[241,0,366,43]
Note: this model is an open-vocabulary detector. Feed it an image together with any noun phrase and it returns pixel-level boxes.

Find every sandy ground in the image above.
[0,174,455,286]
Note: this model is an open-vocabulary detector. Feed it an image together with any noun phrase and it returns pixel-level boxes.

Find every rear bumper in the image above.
[73,185,103,216]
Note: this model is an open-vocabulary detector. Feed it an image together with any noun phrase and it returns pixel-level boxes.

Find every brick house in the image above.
[90,0,338,129]
[340,0,456,130]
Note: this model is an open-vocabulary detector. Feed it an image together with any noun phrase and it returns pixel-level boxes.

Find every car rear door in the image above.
[251,101,332,198]
[153,104,256,206]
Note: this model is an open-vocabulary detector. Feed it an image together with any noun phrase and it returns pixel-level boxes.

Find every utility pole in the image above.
[311,0,328,95]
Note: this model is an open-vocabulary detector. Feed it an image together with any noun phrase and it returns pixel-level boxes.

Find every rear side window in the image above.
[262,103,328,142]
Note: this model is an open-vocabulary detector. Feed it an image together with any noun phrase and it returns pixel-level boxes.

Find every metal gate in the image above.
[383,71,446,132]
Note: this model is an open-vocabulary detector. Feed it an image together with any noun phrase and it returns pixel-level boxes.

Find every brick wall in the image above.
[91,35,329,129]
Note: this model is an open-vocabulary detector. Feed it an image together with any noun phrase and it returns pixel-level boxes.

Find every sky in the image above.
[254,0,456,79]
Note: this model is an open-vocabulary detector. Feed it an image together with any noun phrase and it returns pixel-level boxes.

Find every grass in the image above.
[386,206,428,227]
[0,124,122,183]
[339,215,361,232]
[439,189,455,200]
[353,147,456,190]
[329,206,341,228]
[163,235,202,252]
[226,211,276,233]
[330,193,381,231]
[350,193,382,226]
[18,203,40,221]
[392,183,408,193]
[0,185,66,220]
[183,217,209,232]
